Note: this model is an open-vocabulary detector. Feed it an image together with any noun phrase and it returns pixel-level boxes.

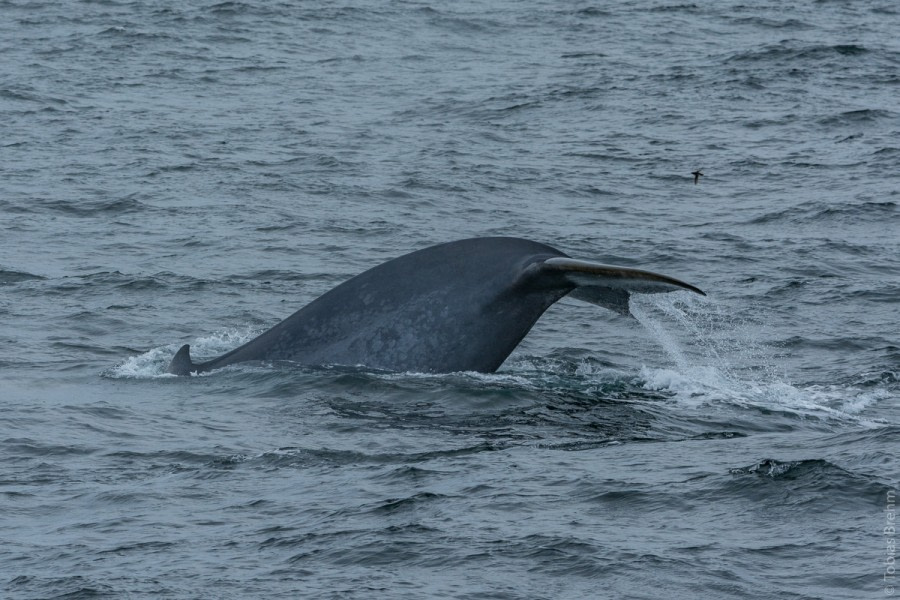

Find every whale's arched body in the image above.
[167,237,704,375]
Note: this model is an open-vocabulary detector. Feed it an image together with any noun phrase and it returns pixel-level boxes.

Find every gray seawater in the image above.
[2,1,898,598]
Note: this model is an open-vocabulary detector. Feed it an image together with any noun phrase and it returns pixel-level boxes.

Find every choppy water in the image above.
[2,1,898,598]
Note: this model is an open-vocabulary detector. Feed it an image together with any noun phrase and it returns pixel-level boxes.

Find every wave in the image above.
[818,108,897,126]
[727,42,873,64]
[729,17,812,30]
[0,269,45,285]
[745,200,897,225]
[0,87,69,106]
[9,195,149,218]
[727,458,891,504]
[96,26,178,42]
[40,271,214,299]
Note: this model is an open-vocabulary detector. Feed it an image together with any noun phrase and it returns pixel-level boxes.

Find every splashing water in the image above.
[629,293,885,423]
[105,328,259,379]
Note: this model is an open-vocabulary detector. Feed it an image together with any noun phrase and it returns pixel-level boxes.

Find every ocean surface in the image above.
[2,1,898,598]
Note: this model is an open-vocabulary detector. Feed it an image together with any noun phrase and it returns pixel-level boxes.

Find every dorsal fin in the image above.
[167,344,196,376]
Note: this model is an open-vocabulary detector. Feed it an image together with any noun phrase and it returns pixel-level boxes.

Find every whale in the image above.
[167,237,704,375]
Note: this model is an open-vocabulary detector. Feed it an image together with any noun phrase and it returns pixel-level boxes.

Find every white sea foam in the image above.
[105,328,258,379]
[631,293,885,423]
[107,345,179,379]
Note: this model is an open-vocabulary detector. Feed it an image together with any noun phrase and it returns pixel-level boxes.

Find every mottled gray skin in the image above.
[168,237,704,375]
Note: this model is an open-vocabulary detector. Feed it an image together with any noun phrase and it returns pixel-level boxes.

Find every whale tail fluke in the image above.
[527,257,705,316]
[168,344,197,376]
